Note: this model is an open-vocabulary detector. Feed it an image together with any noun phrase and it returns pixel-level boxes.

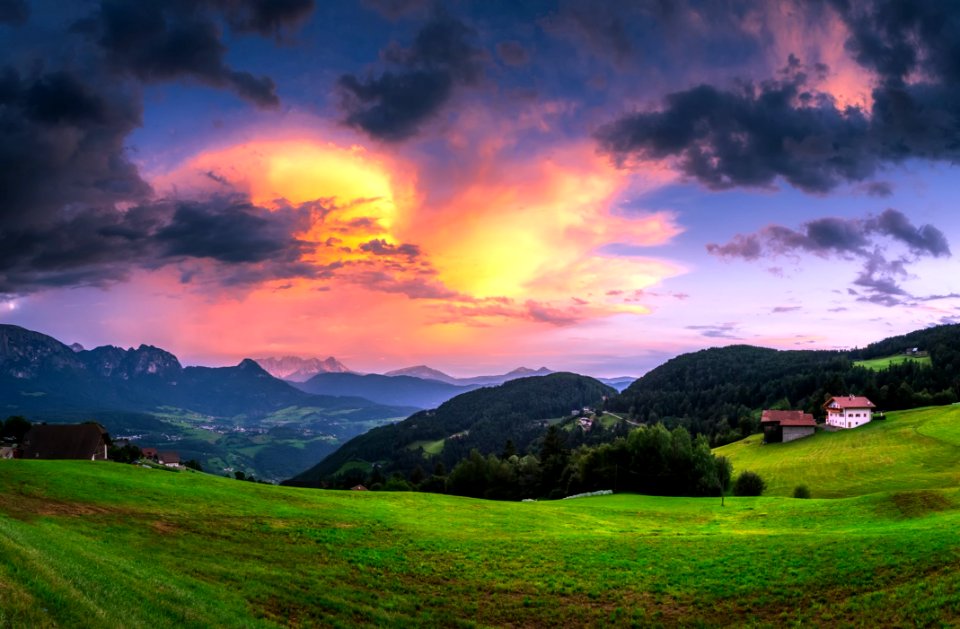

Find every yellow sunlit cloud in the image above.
[154,134,686,344]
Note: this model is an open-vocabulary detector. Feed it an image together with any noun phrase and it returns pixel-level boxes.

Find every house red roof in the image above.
[823,395,875,409]
[760,410,816,427]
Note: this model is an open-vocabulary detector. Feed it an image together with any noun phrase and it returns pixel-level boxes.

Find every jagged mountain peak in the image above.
[254,355,352,381]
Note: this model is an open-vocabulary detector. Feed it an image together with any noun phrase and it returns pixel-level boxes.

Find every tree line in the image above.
[329,423,749,501]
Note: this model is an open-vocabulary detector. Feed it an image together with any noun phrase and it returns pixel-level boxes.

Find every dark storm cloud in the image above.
[873,208,950,257]
[597,0,960,193]
[495,41,529,66]
[0,0,316,295]
[0,0,28,24]
[359,239,421,257]
[597,78,875,193]
[338,12,484,141]
[707,209,951,306]
[219,0,315,36]
[0,65,150,231]
[361,0,429,20]
[78,0,314,108]
[686,323,741,339]
[863,181,893,197]
[155,202,311,264]
[0,199,318,294]
[542,0,634,66]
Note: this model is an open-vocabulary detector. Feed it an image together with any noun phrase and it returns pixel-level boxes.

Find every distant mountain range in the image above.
[294,373,479,409]
[385,365,555,386]
[254,356,352,381]
[0,325,414,481]
[293,368,635,410]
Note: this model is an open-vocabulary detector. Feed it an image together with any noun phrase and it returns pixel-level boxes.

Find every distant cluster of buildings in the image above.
[761,395,877,443]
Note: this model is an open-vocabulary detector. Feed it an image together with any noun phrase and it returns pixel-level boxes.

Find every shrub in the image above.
[733,471,766,496]
[793,484,811,499]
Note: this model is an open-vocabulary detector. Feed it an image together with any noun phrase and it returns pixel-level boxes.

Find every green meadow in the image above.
[853,354,932,371]
[717,405,960,497]
[2,406,960,627]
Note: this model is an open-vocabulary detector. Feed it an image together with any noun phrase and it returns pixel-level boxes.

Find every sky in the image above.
[1,0,959,377]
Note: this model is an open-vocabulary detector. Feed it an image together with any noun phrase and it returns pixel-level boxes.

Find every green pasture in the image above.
[407,438,445,456]
[2,454,960,627]
[853,354,931,371]
[717,406,960,497]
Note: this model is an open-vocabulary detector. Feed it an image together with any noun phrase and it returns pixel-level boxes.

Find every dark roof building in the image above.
[158,451,180,466]
[20,423,109,460]
[761,410,817,444]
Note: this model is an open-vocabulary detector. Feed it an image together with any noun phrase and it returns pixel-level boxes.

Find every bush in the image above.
[793,484,811,499]
[733,471,766,496]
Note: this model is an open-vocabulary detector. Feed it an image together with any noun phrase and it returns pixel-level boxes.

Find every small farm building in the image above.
[20,423,109,460]
[761,410,817,443]
[158,451,181,467]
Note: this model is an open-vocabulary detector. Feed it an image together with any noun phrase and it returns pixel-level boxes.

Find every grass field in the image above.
[853,354,932,370]
[717,405,960,497]
[2,406,960,626]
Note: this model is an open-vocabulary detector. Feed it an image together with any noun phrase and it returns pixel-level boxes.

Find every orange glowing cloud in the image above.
[408,142,684,306]
[149,131,686,357]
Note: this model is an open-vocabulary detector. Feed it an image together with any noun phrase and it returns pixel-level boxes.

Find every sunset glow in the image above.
[3,0,959,376]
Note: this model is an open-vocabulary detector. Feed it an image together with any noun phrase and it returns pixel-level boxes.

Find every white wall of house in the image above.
[825,407,872,429]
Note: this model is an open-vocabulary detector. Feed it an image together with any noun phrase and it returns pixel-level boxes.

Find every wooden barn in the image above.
[20,423,109,460]
[761,410,817,443]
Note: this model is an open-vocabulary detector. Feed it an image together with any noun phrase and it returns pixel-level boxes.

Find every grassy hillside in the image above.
[854,354,932,371]
[717,405,960,497]
[290,373,615,486]
[2,459,960,626]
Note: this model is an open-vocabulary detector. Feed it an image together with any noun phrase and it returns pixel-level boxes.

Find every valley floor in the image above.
[2,454,960,627]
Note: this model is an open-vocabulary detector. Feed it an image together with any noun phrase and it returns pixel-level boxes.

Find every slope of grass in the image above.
[2,460,960,627]
[717,405,960,497]
[854,354,931,370]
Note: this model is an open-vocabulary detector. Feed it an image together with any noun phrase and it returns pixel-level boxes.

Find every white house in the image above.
[823,395,876,429]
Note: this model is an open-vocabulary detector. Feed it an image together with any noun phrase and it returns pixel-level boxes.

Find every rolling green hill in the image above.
[717,405,960,497]
[2,459,960,627]
[854,353,932,371]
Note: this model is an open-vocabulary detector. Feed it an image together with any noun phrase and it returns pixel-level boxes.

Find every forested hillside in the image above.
[287,373,615,486]
[609,324,960,444]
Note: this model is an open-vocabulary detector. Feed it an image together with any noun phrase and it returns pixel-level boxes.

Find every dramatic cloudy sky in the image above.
[2,0,959,376]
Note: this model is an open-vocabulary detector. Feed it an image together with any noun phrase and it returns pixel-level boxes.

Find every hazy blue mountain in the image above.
[295,372,478,409]
[596,376,637,391]
[384,364,554,386]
